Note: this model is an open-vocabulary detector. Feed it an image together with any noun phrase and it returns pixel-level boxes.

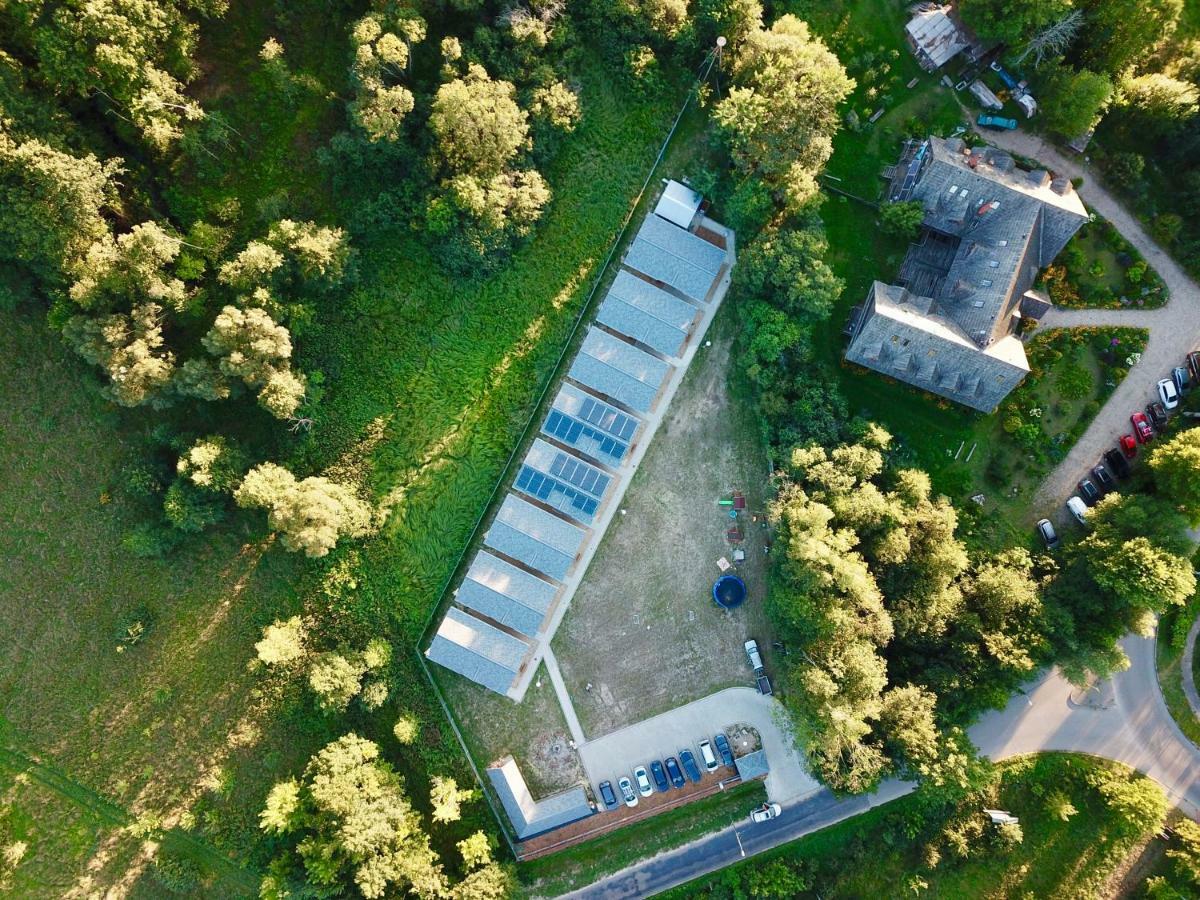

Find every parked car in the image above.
[1174,365,1191,394]
[744,639,764,673]
[1092,465,1115,492]
[1067,496,1089,526]
[1105,448,1132,478]
[598,780,618,809]
[1036,518,1060,550]
[1188,350,1200,382]
[1131,411,1154,444]
[714,732,734,768]
[1147,401,1169,429]
[1158,379,1180,411]
[665,756,685,789]
[1119,434,1138,459]
[633,765,653,797]
[1077,479,1101,506]
[618,776,638,808]
[698,740,719,773]
[650,760,669,793]
[750,802,783,823]
[679,749,703,784]
[977,113,1018,130]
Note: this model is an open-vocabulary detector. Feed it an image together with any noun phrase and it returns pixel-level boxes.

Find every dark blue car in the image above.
[664,756,685,789]
[650,760,669,792]
[713,732,734,767]
[598,780,618,809]
[679,749,703,783]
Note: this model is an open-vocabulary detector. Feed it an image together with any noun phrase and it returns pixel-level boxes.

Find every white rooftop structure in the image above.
[455,551,558,637]
[653,179,703,229]
[485,494,586,582]
[425,607,532,695]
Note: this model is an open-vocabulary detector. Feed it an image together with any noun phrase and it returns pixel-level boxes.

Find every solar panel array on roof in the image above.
[597,270,698,357]
[426,606,531,694]
[542,384,640,467]
[624,214,725,303]
[485,495,586,581]
[515,439,611,523]
[456,551,557,637]
[568,327,670,413]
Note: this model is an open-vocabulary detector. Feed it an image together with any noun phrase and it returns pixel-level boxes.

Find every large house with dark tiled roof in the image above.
[846,136,1088,413]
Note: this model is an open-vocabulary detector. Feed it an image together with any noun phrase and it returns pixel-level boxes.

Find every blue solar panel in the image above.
[515,464,605,521]
[542,409,631,464]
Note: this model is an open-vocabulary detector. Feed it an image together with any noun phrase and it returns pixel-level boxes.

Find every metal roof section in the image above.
[456,551,557,637]
[653,179,703,230]
[624,214,725,303]
[568,326,671,413]
[515,438,612,524]
[734,749,770,782]
[542,382,641,468]
[485,494,586,582]
[488,756,594,839]
[597,269,699,358]
[426,607,531,694]
[904,7,969,70]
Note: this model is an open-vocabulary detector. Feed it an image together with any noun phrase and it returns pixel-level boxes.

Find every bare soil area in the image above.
[552,319,776,737]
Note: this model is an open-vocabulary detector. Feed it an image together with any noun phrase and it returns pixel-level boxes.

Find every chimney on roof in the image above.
[1028,169,1051,188]
[1050,175,1072,196]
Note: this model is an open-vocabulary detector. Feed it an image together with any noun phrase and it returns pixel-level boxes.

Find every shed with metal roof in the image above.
[568,326,671,413]
[597,270,700,358]
[623,214,725,303]
[484,494,587,581]
[426,606,532,694]
[653,179,703,229]
[455,551,558,637]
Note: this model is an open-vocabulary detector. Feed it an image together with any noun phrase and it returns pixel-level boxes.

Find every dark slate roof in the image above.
[426,607,531,694]
[846,282,1029,413]
[455,551,557,637]
[734,749,769,782]
[485,495,586,582]
[597,270,698,358]
[488,756,594,839]
[624,214,725,303]
[542,382,641,468]
[514,438,612,524]
[568,327,671,413]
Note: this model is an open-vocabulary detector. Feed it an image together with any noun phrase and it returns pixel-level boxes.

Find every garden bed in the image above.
[1040,209,1168,310]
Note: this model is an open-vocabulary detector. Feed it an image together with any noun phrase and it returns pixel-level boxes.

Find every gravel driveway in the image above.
[978,130,1200,521]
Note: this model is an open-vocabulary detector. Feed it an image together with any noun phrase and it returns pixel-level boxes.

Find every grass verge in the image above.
[1156,603,1200,751]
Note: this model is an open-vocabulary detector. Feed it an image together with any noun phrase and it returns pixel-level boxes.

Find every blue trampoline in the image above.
[713,574,747,609]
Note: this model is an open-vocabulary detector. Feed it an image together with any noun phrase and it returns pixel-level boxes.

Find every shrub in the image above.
[1056,362,1093,400]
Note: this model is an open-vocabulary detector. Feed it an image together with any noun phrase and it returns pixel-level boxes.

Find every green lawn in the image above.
[1156,597,1200,751]
[658,754,1169,899]
[515,780,767,899]
[1042,212,1169,310]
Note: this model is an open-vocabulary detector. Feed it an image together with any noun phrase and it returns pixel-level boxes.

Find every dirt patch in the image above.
[725,723,761,755]
[553,316,778,737]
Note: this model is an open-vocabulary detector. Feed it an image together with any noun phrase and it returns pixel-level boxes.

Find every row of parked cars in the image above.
[597,732,735,810]
[1040,351,1200,545]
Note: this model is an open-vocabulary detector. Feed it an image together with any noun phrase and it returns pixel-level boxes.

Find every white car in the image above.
[618,776,638,808]
[750,802,782,823]
[633,766,653,797]
[1067,495,1089,526]
[1158,378,1180,410]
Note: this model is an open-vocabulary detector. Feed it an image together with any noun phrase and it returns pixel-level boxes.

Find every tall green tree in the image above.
[1149,428,1200,524]
[1073,0,1182,75]
[958,0,1073,49]
[235,462,372,557]
[1039,67,1113,137]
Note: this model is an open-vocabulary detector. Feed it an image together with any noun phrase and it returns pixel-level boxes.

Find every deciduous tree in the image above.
[235,462,372,557]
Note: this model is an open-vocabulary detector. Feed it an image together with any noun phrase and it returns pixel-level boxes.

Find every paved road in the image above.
[1183,614,1200,723]
[976,129,1200,521]
[576,687,820,805]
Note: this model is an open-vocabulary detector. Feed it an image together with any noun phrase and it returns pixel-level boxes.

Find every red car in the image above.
[1131,411,1154,444]
[1119,433,1138,459]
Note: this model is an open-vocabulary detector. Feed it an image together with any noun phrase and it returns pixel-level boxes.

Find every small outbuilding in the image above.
[426,606,532,695]
[488,756,595,839]
[734,749,770,782]
[905,6,969,71]
[654,179,703,230]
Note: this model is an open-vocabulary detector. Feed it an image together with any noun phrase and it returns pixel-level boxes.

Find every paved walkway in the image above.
[975,129,1200,519]
[543,647,586,745]
[576,687,820,806]
[1183,613,1200,723]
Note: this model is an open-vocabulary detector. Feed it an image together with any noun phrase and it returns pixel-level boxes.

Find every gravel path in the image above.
[977,130,1200,520]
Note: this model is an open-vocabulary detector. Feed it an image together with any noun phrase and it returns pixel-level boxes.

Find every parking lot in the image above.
[576,686,819,806]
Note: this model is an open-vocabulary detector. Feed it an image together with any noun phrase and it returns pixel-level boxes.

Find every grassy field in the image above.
[553,314,776,738]
[515,780,767,899]
[1156,600,1200,752]
[0,12,701,895]
[658,754,1171,899]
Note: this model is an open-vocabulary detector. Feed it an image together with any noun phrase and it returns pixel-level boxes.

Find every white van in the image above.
[1067,496,1089,526]
[698,739,718,773]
